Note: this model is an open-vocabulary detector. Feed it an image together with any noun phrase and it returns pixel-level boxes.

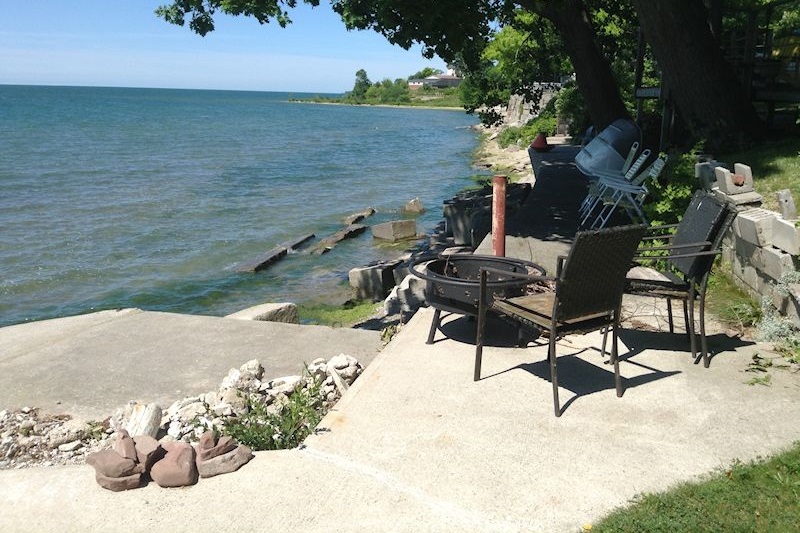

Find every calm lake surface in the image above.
[0,85,481,327]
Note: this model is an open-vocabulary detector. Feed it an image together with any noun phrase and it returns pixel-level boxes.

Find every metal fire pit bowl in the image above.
[410,254,546,344]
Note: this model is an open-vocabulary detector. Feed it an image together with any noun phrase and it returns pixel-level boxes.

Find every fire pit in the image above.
[410,254,546,344]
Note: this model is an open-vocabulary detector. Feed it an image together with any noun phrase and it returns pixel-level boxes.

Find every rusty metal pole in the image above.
[492,175,507,257]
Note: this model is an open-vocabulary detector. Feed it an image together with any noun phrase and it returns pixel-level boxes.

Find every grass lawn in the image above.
[592,441,800,532]
[719,136,800,211]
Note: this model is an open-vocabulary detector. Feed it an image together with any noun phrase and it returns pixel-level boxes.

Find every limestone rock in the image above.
[122,402,162,438]
[150,441,198,488]
[95,471,142,492]
[86,449,140,478]
[225,302,299,323]
[197,445,254,478]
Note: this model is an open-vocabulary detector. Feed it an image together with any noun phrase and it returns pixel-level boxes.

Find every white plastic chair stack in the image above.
[579,144,651,223]
[584,154,667,229]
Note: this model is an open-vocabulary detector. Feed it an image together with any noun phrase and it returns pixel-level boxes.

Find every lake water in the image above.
[0,85,481,327]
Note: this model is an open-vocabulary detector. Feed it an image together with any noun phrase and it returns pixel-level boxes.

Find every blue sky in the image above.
[0,1,448,93]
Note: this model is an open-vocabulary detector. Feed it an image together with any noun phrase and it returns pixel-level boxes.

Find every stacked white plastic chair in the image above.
[578,143,651,222]
[582,154,667,229]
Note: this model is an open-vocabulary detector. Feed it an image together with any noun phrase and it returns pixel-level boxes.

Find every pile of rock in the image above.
[0,354,364,475]
[155,354,363,442]
[86,429,253,491]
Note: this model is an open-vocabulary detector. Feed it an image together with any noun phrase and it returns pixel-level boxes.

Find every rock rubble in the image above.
[1,354,365,485]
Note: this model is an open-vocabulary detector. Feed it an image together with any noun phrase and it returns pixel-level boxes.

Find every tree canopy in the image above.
[156,0,800,149]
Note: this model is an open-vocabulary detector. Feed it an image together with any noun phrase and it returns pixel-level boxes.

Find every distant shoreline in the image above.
[288,99,464,112]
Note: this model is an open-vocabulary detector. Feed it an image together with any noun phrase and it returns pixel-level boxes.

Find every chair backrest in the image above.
[556,224,648,321]
[669,191,732,279]
[621,142,640,174]
[629,153,666,186]
[623,148,652,181]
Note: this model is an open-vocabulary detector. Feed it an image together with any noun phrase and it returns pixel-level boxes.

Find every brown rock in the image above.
[113,429,138,461]
[133,435,163,472]
[95,471,142,492]
[150,441,198,487]
[196,431,237,462]
[197,445,254,478]
[86,449,140,478]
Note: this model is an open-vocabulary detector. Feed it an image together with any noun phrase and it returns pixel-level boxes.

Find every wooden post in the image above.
[492,175,507,257]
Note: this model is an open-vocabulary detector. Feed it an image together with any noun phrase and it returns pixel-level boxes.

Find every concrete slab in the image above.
[0,308,381,420]
[1,307,798,533]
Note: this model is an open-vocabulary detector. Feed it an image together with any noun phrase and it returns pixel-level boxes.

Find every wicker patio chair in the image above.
[474,224,648,417]
[625,191,737,367]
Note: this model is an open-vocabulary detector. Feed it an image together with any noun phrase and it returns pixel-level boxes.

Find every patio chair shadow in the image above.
[617,328,756,365]
[485,347,682,414]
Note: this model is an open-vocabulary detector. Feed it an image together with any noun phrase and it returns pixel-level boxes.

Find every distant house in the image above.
[408,73,462,90]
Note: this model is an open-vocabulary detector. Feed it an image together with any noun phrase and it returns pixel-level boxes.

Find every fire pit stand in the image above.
[410,254,546,344]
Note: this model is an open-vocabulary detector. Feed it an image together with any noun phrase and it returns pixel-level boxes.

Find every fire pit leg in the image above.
[426,309,442,344]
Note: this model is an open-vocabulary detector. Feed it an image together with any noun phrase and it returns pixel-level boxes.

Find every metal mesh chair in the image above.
[625,191,737,367]
[474,224,648,417]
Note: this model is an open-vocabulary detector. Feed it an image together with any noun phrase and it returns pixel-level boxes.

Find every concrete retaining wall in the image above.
[713,164,800,326]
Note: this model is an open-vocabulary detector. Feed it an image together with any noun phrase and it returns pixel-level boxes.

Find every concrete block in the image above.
[372,220,417,242]
[776,190,797,220]
[772,216,800,256]
[733,208,775,247]
[761,246,795,282]
[695,160,727,191]
[732,235,764,271]
[394,274,427,313]
[402,197,425,214]
[225,303,299,324]
[715,165,753,194]
[348,260,401,302]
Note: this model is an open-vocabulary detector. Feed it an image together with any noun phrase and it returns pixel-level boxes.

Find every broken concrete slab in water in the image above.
[343,207,377,225]
[307,224,369,255]
[235,233,315,272]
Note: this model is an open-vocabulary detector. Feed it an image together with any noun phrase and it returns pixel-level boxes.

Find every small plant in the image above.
[220,373,326,451]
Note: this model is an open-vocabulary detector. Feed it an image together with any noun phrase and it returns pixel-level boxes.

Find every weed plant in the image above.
[221,376,325,451]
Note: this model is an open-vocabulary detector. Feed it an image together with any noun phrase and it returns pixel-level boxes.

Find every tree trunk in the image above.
[632,0,764,149]
[522,0,630,130]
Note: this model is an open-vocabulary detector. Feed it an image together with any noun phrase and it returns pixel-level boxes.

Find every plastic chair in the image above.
[474,224,648,416]
[583,154,667,229]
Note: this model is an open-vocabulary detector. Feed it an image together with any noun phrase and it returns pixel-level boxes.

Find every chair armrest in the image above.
[633,248,721,262]
[478,266,553,284]
[636,240,713,253]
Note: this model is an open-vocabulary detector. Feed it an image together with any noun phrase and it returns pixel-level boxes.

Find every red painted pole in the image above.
[492,175,507,257]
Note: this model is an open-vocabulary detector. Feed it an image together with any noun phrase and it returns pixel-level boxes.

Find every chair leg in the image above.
[600,325,610,361]
[426,308,441,345]
[549,332,561,417]
[699,286,710,368]
[666,298,674,333]
[611,316,623,397]
[687,289,698,361]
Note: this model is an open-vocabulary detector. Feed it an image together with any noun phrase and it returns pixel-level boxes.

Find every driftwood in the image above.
[235,233,315,273]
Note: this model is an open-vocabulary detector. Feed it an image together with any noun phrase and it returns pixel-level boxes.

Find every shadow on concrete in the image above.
[618,328,756,365]
[479,343,682,415]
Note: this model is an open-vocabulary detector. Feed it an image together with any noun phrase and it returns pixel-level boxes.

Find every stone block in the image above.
[772,216,800,256]
[197,445,254,478]
[392,274,427,313]
[225,302,299,323]
[732,235,764,271]
[150,441,198,488]
[348,260,401,301]
[733,208,775,247]
[402,197,425,214]
[372,220,417,242]
[695,160,727,190]
[715,164,753,195]
[761,246,795,281]
[122,402,162,439]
